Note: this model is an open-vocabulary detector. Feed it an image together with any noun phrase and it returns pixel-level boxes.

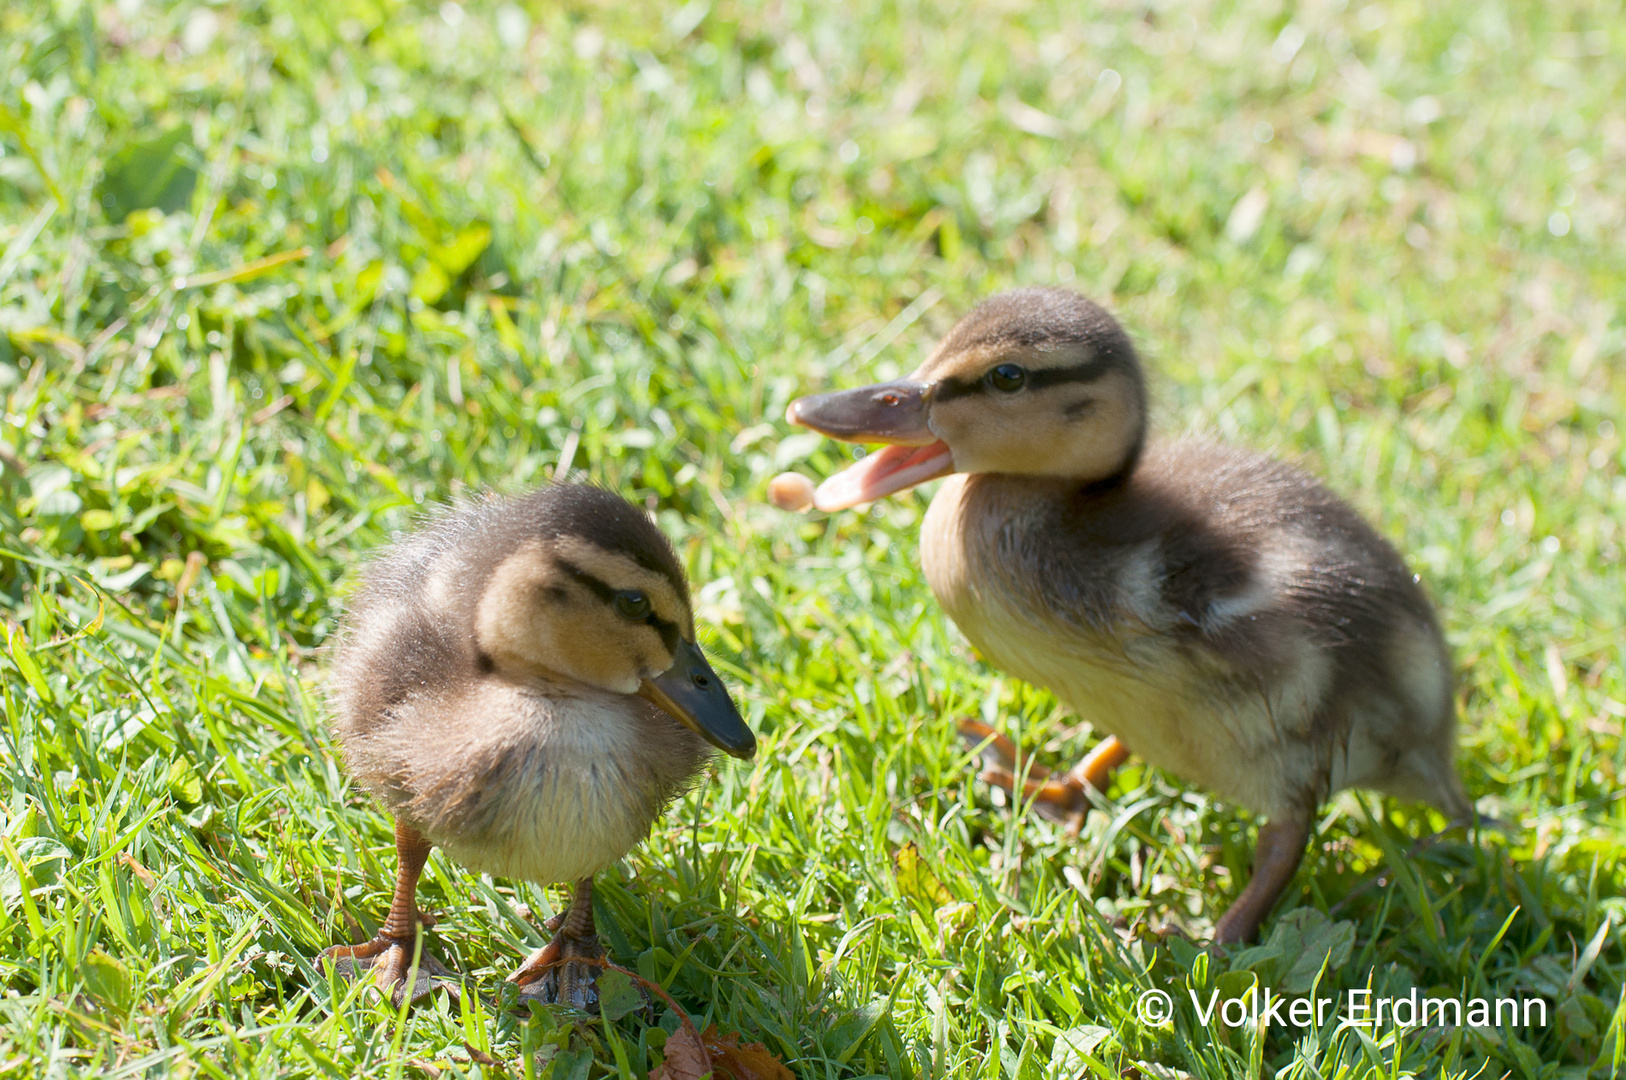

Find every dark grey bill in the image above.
[786,380,936,444]
[638,638,756,759]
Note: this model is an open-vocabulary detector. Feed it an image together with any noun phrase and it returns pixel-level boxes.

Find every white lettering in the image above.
[1392,988,1418,1027]
[1421,997,1461,1026]
[1346,989,1372,1027]
[1258,988,1287,1026]
[1189,989,1220,1026]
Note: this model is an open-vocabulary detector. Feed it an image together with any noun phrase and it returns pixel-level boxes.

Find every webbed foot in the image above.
[322,934,457,1005]
[320,821,455,1006]
[510,925,608,1011]
[508,877,650,1015]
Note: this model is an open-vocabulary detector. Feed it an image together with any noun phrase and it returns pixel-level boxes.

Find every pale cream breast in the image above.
[343,678,705,886]
[432,688,685,884]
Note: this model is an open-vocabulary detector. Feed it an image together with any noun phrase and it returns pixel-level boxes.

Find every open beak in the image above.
[786,380,956,511]
[638,639,756,760]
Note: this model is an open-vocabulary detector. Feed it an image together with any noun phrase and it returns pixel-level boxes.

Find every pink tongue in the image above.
[813,441,956,511]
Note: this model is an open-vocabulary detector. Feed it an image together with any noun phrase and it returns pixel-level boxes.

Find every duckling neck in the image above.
[919,466,1147,647]
[1096,429,1145,491]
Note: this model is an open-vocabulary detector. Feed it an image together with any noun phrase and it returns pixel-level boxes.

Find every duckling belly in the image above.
[948,593,1327,819]
[432,731,663,886]
[345,683,706,885]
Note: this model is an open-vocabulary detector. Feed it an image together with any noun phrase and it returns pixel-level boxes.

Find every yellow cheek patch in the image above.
[560,618,659,688]
[473,539,675,691]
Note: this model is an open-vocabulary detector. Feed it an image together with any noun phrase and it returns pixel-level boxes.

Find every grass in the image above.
[1,0,1623,1075]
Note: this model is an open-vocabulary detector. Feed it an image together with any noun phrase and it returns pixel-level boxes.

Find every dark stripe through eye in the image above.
[556,560,615,602]
[556,561,681,652]
[934,350,1122,402]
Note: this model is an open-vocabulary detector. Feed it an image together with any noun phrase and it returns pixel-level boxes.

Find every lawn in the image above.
[1,0,1623,1076]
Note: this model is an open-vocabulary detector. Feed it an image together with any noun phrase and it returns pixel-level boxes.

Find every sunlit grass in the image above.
[1,0,1622,1076]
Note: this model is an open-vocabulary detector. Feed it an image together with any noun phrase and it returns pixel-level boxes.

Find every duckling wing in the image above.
[1153,445,1460,807]
[1012,441,1443,672]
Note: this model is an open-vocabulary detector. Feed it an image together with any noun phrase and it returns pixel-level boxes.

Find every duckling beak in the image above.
[638,639,757,760]
[786,381,955,511]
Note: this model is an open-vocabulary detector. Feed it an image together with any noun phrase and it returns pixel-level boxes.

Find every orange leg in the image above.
[1211,818,1310,946]
[322,821,455,1005]
[1069,736,1131,793]
[958,721,1130,833]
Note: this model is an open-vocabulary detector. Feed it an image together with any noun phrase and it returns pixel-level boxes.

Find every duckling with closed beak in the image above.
[787,288,1473,945]
[323,484,756,1006]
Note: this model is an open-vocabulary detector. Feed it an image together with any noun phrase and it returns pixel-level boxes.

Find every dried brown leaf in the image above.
[702,1025,794,1080]
[650,1024,712,1080]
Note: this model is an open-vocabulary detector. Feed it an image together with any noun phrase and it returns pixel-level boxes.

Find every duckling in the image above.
[787,287,1472,944]
[323,483,756,1005]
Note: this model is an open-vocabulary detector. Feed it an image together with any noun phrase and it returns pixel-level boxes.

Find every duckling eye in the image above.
[985,364,1027,393]
[614,591,652,620]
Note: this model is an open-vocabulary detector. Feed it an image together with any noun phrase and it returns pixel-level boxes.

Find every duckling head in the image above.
[788,288,1146,510]
[471,486,756,759]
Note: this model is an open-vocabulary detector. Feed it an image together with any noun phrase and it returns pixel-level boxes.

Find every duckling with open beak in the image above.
[323,484,756,1005]
[787,287,1473,944]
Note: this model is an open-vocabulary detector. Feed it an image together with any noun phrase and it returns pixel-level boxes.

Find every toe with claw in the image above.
[510,925,607,1011]
[508,877,636,1013]
[322,934,457,1005]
